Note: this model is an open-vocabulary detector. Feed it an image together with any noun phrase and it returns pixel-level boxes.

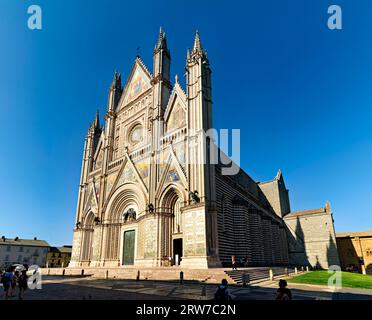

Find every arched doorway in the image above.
[81,212,95,262]
[160,186,185,266]
[103,183,146,266]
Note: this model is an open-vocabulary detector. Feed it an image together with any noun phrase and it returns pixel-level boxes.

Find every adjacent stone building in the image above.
[47,245,72,268]
[336,231,372,274]
[0,237,49,269]
[284,202,340,269]
[69,28,339,269]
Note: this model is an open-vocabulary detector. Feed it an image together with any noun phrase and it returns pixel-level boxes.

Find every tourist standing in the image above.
[1,268,14,300]
[18,270,28,300]
[10,270,19,297]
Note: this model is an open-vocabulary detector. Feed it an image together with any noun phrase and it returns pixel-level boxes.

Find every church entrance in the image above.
[161,187,185,266]
[122,230,135,265]
[173,238,183,266]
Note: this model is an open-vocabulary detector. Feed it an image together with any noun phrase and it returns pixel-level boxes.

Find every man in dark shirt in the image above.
[275,279,292,300]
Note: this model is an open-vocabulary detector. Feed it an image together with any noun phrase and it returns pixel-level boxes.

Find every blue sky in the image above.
[0,0,371,246]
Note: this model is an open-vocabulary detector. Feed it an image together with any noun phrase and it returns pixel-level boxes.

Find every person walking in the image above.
[231,255,237,270]
[1,268,14,300]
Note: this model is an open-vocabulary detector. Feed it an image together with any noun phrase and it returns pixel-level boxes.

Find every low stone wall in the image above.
[40,267,230,284]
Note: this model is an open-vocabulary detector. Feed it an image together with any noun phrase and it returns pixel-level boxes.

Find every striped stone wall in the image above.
[215,168,289,266]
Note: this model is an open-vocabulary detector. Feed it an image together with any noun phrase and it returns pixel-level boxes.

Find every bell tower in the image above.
[182,31,220,267]
[150,27,172,204]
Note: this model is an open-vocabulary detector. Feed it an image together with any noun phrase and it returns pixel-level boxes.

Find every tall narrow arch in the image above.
[103,183,146,262]
[81,211,95,261]
[159,184,186,265]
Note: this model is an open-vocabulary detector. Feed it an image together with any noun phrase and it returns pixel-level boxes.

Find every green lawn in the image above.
[287,270,372,290]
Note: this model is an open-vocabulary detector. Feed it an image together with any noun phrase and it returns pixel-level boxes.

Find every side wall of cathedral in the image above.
[215,166,289,266]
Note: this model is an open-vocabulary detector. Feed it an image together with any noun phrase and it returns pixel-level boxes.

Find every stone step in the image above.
[225,267,295,284]
[40,266,296,285]
[41,267,237,284]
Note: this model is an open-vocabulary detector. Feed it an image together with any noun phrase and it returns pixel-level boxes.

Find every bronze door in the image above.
[123,230,135,265]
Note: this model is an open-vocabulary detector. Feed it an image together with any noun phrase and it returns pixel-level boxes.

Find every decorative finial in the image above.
[175,74,179,83]
[275,169,282,180]
[93,109,100,129]
[186,48,191,60]
[155,26,167,51]
[193,30,202,53]
[325,201,332,213]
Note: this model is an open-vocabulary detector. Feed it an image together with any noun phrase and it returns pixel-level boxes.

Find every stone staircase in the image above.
[41,266,296,285]
[225,267,295,285]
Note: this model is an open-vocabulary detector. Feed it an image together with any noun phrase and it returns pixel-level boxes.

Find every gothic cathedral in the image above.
[69,29,339,269]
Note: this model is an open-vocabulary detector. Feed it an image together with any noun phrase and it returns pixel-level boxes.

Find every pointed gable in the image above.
[164,80,187,133]
[92,133,105,170]
[120,58,152,109]
[117,161,137,186]
[84,183,99,213]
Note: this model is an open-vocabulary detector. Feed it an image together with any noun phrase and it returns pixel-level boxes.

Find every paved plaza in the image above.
[1,276,372,300]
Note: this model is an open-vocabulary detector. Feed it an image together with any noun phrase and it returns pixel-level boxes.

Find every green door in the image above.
[123,230,135,265]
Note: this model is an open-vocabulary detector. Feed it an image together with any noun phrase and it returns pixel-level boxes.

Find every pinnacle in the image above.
[192,30,203,53]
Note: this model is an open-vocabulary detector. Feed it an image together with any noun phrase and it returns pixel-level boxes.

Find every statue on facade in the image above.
[148,203,154,214]
[189,190,200,204]
[94,217,101,225]
[124,208,136,222]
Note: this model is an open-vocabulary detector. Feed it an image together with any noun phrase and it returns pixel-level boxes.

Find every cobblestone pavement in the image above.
[1,276,372,300]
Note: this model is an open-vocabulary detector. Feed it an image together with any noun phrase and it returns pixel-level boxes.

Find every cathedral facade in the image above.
[69,29,339,269]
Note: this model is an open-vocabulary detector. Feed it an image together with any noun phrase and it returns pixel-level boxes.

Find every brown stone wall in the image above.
[336,235,372,274]
[284,212,339,269]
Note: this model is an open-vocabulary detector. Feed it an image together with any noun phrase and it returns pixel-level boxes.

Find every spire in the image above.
[155,26,168,51]
[192,30,203,53]
[111,70,121,90]
[93,109,100,130]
